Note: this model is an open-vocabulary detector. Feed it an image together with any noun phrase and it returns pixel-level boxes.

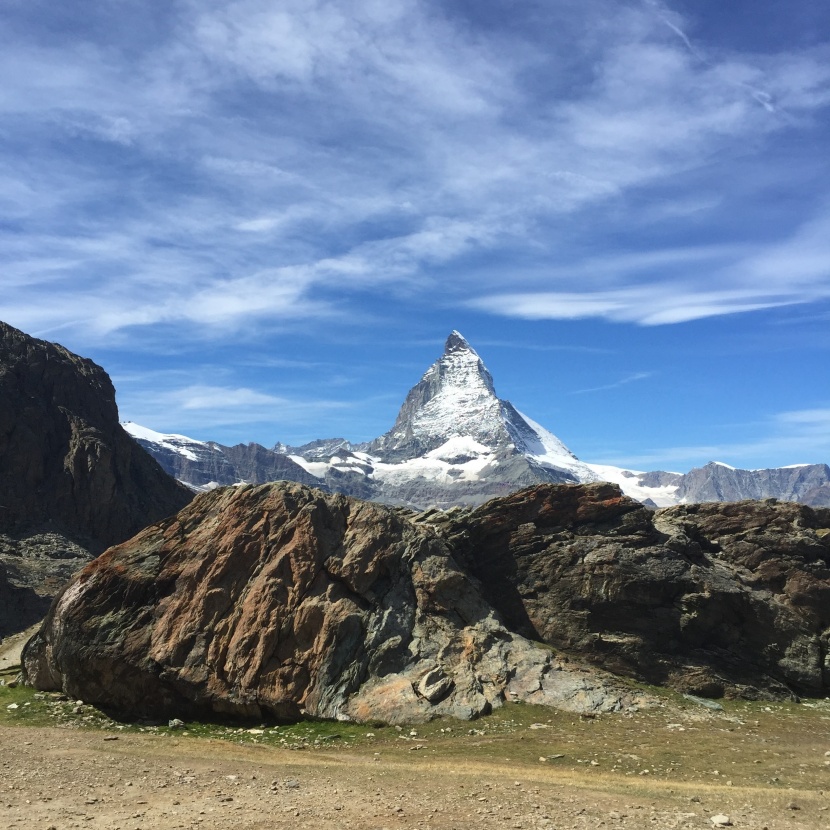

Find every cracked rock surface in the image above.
[23,482,638,722]
[22,480,830,722]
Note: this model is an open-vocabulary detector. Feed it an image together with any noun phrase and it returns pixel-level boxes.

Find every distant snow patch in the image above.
[122,421,207,461]
[586,463,680,507]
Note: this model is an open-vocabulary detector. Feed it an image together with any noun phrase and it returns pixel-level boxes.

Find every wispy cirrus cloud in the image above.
[468,210,830,325]
[570,372,654,395]
[467,284,808,326]
[1,0,830,349]
[121,383,353,440]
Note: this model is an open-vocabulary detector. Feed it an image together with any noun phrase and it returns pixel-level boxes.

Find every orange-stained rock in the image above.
[23,482,637,722]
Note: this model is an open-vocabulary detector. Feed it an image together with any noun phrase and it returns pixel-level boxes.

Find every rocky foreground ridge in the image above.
[24,480,830,723]
[0,321,193,636]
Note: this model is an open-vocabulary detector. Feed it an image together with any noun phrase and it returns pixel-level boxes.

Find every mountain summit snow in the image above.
[284,330,599,507]
[124,332,830,509]
[369,331,502,459]
[367,331,589,477]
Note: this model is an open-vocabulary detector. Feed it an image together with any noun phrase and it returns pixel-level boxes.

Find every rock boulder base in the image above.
[23,483,641,722]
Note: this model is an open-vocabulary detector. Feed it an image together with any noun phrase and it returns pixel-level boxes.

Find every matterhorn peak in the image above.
[430,330,495,395]
[444,330,473,354]
[129,329,603,510]
[366,331,589,482]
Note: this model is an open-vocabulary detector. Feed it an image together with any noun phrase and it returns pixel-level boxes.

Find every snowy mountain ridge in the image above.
[124,332,830,509]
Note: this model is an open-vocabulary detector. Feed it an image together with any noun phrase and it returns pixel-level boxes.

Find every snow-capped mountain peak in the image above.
[122,421,208,462]
[365,332,597,485]
[416,330,496,400]
[367,332,506,458]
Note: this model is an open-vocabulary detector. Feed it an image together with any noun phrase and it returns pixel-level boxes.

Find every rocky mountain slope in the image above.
[123,422,323,492]
[127,332,829,509]
[674,461,830,506]
[24,480,830,722]
[0,321,193,636]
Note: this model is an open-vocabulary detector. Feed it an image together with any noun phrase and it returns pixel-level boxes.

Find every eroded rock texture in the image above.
[449,485,830,700]
[0,321,193,635]
[23,483,637,722]
[23,481,830,722]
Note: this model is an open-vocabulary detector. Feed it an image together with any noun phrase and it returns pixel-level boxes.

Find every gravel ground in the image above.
[1,719,829,830]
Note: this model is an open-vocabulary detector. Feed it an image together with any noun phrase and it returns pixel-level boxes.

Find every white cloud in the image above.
[186,0,508,118]
[2,0,830,344]
[468,286,802,326]
[775,408,830,435]
[570,372,653,395]
[121,383,353,436]
[468,206,830,325]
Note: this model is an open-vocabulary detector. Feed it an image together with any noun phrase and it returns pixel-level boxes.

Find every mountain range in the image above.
[4,318,830,715]
[126,331,830,509]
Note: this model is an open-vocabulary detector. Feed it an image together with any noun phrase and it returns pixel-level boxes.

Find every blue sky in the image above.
[2,0,829,471]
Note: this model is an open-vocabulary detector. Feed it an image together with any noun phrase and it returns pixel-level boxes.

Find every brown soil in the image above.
[2,686,830,830]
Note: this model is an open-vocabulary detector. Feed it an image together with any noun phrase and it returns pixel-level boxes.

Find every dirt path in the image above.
[1,718,829,830]
[2,661,829,830]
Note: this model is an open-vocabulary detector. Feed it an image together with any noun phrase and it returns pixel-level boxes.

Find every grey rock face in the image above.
[0,562,51,638]
[674,462,830,507]
[448,484,830,700]
[366,330,503,460]
[127,431,323,492]
[277,438,353,459]
[22,480,830,727]
[0,321,192,546]
[0,320,193,635]
[0,531,93,638]
[637,470,685,488]
[24,481,639,723]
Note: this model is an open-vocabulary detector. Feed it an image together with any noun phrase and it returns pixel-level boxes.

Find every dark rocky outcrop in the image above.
[449,485,830,700]
[23,480,830,722]
[0,563,52,636]
[0,321,193,636]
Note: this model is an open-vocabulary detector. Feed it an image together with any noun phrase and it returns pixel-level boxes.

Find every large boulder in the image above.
[23,482,637,722]
[0,321,193,636]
